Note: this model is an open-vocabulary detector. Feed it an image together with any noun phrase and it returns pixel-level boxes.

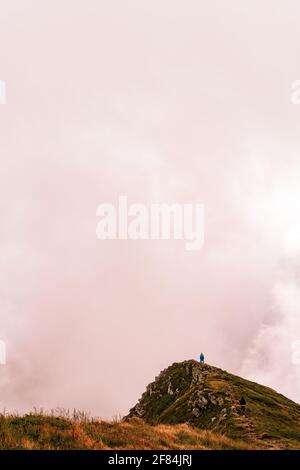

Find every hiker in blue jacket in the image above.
[200,352,205,364]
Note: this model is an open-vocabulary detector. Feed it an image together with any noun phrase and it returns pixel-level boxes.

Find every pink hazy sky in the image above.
[1,0,300,417]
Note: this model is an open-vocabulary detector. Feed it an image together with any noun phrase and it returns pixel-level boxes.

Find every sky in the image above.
[0,0,300,418]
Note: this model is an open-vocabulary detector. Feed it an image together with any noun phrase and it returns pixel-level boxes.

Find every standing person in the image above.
[240,396,246,411]
[200,352,205,364]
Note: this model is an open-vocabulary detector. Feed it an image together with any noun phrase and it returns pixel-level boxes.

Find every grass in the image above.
[0,412,257,450]
[128,361,300,449]
[1,360,299,450]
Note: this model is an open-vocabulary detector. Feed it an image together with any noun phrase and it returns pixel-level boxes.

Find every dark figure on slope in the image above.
[240,396,246,412]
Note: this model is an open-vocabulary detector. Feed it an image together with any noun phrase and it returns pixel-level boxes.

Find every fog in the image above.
[0,0,300,417]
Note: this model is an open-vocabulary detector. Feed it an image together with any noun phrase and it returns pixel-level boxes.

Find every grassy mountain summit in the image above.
[127,360,300,449]
[0,360,299,449]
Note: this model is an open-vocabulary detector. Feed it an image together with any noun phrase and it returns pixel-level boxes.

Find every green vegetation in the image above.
[0,360,298,450]
[0,413,256,450]
[127,360,300,449]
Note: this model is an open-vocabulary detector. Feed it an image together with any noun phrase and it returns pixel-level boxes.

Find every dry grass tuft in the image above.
[0,411,261,450]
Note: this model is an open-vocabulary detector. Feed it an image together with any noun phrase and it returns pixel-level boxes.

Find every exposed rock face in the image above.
[126,360,300,444]
[127,361,235,433]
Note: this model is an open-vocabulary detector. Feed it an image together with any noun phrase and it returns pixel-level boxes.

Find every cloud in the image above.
[1,1,300,416]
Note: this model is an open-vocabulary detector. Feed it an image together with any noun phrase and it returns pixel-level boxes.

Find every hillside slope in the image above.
[0,360,299,449]
[0,414,255,450]
[127,360,300,449]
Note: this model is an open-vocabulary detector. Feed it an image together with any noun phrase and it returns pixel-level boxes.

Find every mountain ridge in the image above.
[126,360,300,449]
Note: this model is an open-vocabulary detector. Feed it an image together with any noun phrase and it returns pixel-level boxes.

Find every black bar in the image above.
[0,450,298,467]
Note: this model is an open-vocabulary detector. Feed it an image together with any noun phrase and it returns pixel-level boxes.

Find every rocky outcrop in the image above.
[127,361,236,432]
[126,359,300,447]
